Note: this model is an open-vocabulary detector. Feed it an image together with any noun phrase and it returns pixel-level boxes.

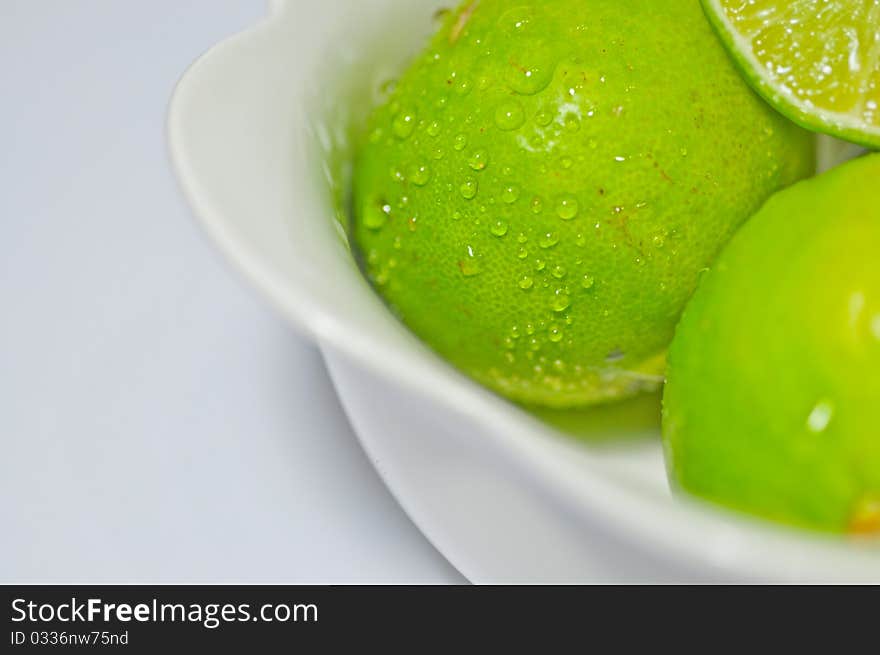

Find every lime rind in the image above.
[701,0,880,150]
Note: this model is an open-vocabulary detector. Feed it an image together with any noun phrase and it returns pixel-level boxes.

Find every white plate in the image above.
[168,0,880,582]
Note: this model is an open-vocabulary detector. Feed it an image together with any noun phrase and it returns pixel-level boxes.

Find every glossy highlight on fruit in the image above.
[663,153,880,533]
[352,0,815,407]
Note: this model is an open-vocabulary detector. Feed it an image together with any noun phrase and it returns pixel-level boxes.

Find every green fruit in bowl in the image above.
[663,153,880,534]
[352,0,815,407]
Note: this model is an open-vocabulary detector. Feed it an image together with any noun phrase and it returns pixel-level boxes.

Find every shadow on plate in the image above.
[528,391,662,443]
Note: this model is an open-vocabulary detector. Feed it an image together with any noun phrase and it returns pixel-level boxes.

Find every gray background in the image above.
[1,0,462,583]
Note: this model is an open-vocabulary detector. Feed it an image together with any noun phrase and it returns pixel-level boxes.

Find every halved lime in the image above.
[702,0,880,149]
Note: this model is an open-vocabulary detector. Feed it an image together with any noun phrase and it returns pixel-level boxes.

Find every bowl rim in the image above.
[167,0,880,581]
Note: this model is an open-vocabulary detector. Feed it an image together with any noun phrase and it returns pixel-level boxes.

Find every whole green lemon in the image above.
[352,0,814,407]
[663,153,880,534]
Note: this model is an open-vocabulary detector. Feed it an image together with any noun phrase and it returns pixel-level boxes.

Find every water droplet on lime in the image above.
[495,100,525,130]
[539,232,559,248]
[408,163,431,186]
[552,290,571,312]
[364,200,392,229]
[506,59,555,95]
[555,195,579,220]
[500,184,520,204]
[490,219,509,237]
[392,110,416,139]
[468,149,489,171]
[460,178,478,200]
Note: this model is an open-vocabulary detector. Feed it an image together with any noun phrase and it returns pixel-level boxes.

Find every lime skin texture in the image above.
[352,0,815,408]
[663,153,880,535]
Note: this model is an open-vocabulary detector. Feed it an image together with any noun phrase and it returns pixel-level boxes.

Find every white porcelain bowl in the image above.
[169,0,880,582]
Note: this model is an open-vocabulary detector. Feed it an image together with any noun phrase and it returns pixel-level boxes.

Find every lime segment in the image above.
[702,0,880,148]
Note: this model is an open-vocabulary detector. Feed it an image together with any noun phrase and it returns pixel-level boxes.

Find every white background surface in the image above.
[1,0,462,583]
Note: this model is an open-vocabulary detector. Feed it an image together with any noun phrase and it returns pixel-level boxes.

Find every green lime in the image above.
[663,153,880,534]
[701,0,880,149]
[353,0,815,407]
